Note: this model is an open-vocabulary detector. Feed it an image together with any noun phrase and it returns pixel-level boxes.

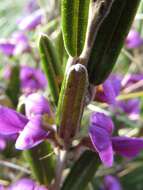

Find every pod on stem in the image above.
[56,64,88,147]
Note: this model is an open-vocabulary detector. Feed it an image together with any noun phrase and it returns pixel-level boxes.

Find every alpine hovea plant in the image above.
[0,0,143,190]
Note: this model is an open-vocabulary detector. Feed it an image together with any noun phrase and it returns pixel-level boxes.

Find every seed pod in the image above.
[61,0,90,57]
[56,64,88,146]
[87,0,140,85]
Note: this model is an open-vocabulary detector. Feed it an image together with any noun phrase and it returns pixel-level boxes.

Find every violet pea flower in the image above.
[0,39,15,56]
[0,32,30,56]
[25,93,52,119]
[103,175,122,190]
[125,29,143,49]
[118,99,140,120]
[0,93,51,150]
[18,10,43,31]
[8,178,48,190]
[95,75,121,105]
[20,66,47,94]
[89,112,143,167]
[122,73,143,89]
[12,32,31,55]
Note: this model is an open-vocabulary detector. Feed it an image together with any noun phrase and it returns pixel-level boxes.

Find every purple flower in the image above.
[18,10,43,31]
[89,112,143,167]
[0,39,15,56]
[25,0,39,13]
[0,32,30,56]
[12,32,31,55]
[95,75,121,105]
[25,93,51,118]
[8,178,48,190]
[118,99,140,120]
[103,175,122,190]
[0,185,5,190]
[15,115,49,150]
[122,74,143,88]
[0,93,51,150]
[20,66,47,94]
[125,29,143,49]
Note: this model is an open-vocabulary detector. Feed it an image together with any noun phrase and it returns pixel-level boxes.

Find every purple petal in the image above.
[125,29,143,49]
[0,39,15,56]
[90,112,114,134]
[95,75,121,105]
[0,185,5,190]
[15,115,48,150]
[102,79,117,105]
[12,32,30,55]
[25,93,51,119]
[112,136,143,158]
[20,66,47,94]
[0,106,28,135]
[8,178,35,190]
[118,99,140,120]
[8,178,48,190]
[122,74,143,88]
[25,0,39,13]
[89,125,113,167]
[18,10,43,31]
[104,175,122,190]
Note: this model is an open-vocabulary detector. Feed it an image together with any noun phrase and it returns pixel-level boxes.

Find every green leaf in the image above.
[61,150,100,190]
[5,65,20,107]
[61,0,90,57]
[56,64,88,146]
[38,33,61,105]
[23,142,55,185]
[55,30,68,69]
[87,0,140,85]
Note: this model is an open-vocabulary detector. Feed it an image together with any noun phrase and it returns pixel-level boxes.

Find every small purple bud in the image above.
[125,29,143,49]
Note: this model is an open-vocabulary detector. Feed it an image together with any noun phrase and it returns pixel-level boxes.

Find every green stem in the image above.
[117,91,143,101]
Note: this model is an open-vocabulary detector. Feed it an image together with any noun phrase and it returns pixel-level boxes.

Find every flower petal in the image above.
[104,175,122,190]
[125,29,143,49]
[0,106,28,135]
[118,99,140,120]
[15,115,49,150]
[90,112,114,134]
[8,178,35,190]
[18,10,43,31]
[89,125,113,167]
[25,93,51,118]
[112,136,143,158]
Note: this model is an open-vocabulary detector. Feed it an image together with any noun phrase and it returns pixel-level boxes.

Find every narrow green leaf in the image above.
[23,142,55,185]
[87,0,140,85]
[5,65,20,107]
[38,33,60,105]
[61,150,100,190]
[56,64,88,146]
[61,0,90,56]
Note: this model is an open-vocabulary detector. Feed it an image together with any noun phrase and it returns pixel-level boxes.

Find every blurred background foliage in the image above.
[1,0,143,189]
